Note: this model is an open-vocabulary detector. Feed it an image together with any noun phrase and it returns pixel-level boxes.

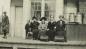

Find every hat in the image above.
[32,17,37,20]
[3,11,6,14]
[40,17,47,21]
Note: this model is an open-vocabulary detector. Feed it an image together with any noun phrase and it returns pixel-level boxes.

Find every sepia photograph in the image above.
[0,0,85,49]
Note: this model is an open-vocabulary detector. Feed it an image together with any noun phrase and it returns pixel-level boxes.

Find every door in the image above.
[15,6,23,38]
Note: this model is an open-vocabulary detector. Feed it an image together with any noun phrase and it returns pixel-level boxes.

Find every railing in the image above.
[66,24,86,41]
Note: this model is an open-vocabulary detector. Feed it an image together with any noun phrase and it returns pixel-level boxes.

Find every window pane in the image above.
[38,5,41,10]
[31,0,41,20]
[31,0,56,20]
[45,0,56,20]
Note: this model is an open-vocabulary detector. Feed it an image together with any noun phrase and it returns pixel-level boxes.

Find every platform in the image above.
[0,37,86,49]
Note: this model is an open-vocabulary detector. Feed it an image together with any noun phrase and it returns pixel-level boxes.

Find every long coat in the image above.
[2,15,9,33]
[25,23,31,32]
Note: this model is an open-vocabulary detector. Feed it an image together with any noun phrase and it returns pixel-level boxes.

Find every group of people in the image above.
[25,16,66,42]
[0,11,66,41]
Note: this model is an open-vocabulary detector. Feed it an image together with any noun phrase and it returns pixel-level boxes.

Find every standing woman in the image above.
[47,16,56,41]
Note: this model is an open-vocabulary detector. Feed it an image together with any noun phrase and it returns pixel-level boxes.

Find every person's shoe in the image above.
[3,36,7,39]
[33,38,36,40]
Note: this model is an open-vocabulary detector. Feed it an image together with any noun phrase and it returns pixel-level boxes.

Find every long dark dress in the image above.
[55,20,65,36]
[55,20,66,42]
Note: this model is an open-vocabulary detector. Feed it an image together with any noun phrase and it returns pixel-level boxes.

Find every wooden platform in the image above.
[0,37,86,49]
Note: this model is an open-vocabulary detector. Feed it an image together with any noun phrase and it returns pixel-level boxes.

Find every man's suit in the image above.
[47,21,56,41]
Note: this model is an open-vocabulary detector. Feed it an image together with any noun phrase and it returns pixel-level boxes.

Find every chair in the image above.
[54,31,67,42]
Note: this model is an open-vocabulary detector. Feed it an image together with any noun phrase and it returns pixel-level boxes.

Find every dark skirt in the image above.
[55,31,66,36]
[54,30,67,42]
[39,30,47,36]
[2,26,9,34]
[47,30,55,41]
[32,29,39,39]
[39,30,48,40]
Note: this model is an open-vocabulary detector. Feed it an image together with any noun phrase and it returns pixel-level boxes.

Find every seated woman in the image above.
[38,17,48,40]
[55,16,66,42]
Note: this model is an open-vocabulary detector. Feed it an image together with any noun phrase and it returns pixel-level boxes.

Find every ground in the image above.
[0,36,85,46]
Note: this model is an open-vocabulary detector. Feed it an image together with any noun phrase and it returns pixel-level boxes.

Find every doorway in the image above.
[15,6,23,38]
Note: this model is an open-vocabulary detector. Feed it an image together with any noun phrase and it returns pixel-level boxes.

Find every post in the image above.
[41,0,45,17]
[55,0,64,21]
[23,0,31,39]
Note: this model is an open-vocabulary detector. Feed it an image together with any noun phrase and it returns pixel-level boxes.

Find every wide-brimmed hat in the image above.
[40,17,47,21]
[32,17,37,20]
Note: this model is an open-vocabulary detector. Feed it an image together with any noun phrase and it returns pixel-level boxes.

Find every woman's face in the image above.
[42,19,45,23]
[59,17,62,20]
[50,17,54,21]
[33,19,36,22]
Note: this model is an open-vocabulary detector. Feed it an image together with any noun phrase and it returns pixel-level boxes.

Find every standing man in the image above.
[30,17,39,40]
[2,12,9,39]
[55,16,66,42]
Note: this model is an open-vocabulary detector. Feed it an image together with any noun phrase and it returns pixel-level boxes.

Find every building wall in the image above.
[10,0,64,39]
[0,0,84,40]
[79,1,86,24]
[64,0,77,23]
[10,0,24,38]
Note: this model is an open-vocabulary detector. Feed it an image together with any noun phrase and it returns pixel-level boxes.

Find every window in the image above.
[31,0,42,20]
[31,0,56,20]
[45,0,56,20]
